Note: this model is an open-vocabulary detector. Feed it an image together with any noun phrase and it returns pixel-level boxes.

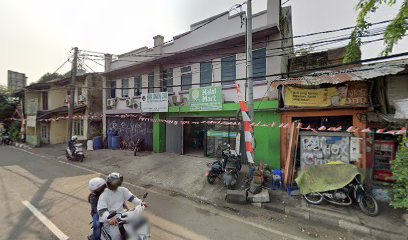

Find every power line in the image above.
[26,52,408,92]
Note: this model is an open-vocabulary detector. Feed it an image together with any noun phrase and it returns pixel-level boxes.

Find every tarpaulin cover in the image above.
[295,163,361,195]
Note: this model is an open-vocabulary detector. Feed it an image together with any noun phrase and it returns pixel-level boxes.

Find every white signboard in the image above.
[141,92,168,112]
[27,116,36,127]
[350,137,361,162]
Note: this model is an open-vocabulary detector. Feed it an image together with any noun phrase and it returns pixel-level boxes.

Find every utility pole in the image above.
[246,0,254,120]
[68,47,78,139]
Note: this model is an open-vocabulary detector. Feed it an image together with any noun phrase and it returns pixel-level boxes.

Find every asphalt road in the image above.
[0,145,372,240]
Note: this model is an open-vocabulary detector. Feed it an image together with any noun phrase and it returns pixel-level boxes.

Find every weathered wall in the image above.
[50,119,68,144]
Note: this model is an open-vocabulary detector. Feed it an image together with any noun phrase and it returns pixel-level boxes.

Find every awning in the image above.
[37,105,86,119]
[272,59,408,87]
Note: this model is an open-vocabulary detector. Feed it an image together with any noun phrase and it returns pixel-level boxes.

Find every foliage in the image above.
[344,0,408,63]
[0,85,16,121]
[391,137,408,209]
[8,121,21,141]
[37,72,63,83]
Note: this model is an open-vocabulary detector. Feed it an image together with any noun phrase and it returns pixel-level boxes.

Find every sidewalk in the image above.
[31,144,408,240]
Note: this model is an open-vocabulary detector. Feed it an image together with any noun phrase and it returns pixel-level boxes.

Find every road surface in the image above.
[0,145,371,240]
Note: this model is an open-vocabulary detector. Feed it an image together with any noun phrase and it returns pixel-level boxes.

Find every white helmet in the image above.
[88,177,106,192]
[71,135,78,141]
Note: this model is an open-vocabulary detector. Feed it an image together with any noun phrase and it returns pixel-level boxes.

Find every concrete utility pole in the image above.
[246,0,254,119]
[68,47,78,139]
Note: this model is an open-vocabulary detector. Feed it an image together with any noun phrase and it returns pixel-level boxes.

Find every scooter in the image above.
[223,151,241,189]
[101,193,150,240]
[0,133,13,145]
[205,143,230,184]
[66,143,85,162]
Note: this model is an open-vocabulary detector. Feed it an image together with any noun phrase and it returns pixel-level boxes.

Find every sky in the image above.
[0,0,407,85]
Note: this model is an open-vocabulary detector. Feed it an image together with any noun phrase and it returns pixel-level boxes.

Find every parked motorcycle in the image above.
[296,163,379,216]
[223,150,241,189]
[101,192,150,240]
[0,132,13,145]
[205,143,231,184]
[66,143,85,162]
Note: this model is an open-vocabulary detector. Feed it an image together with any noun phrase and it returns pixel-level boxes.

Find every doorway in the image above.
[183,117,206,156]
[40,123,50,145]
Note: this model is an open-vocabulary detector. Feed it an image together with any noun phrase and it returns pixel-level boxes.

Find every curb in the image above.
[259,202,407,240]
[13,142,32,150]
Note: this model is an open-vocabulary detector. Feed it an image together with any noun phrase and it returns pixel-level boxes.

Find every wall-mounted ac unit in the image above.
[125,98,133,107]
[106,98,117,107]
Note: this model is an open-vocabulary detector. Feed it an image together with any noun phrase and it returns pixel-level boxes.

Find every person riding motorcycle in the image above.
[88,177,106,240]
[97,172,145,240]
[67,136,78,155]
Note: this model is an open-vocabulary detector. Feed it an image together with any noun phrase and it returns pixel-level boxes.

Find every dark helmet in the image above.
[106,172,123,190]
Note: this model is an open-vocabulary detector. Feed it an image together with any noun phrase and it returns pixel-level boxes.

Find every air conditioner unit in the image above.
[125,98,133,107]
[78,95,86,102]
[176,95,183,103]
[106,98,117,107]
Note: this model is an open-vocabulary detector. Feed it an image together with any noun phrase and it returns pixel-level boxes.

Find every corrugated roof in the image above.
[271,59,408,87]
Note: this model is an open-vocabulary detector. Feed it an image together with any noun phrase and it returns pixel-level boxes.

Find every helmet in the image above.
[88,177,106,192]
[106,172,123,190]
[71,136,78,141]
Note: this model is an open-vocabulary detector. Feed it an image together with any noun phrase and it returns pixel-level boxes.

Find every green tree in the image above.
[344,0,408,63]
[37,72,63,83]
[391,137,408,209]
[0,85,16,121]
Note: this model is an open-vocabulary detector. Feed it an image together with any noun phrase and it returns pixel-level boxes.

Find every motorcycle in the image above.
[133,138,142,156]
[0,133,13,145]
[296,163,379,217]
[223,150,241,189]
[205,143,232,184]
[66,143,85,162]
[101,192,150,240]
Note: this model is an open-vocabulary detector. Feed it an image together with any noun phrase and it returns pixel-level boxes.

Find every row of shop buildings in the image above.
[22,0,408,186]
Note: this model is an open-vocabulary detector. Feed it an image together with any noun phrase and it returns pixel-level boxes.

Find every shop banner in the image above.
[141,92,168,112]
[189,86,223,111]
[284,82,368,107]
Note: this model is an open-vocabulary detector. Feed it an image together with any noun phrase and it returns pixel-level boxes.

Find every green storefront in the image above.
[152,87,281,169]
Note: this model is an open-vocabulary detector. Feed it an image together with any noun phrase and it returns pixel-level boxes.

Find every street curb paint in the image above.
[22,200,69,240]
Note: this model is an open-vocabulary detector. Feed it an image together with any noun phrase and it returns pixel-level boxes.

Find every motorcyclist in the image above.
[97,172,144,240]
[67,135,78,156]
[88,177,106,240]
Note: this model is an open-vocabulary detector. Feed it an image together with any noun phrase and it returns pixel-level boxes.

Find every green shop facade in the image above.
[152,100,281,169]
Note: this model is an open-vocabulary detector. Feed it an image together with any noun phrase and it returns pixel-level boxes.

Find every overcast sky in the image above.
[0,0,407,85]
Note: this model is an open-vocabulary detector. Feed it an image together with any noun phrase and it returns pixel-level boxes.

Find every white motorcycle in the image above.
[102,193,151,240]
[66,143,85,162]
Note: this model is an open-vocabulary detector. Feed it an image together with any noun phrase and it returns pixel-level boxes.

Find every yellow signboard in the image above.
[284,83,368,107]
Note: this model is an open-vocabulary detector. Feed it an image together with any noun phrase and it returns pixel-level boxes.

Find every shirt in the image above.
[97,187,141,222]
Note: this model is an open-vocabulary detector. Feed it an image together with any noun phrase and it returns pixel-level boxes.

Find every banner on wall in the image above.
[141,92,168,112]
[27,116,36,127]
[189,86,223,111]
[27,98,38,115]
[284,82,368,107]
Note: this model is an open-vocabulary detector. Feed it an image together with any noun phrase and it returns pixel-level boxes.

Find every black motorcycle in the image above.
[303,176,379,216]
[223,151,241,189]
[205,143,230,184]
[1,133,13,145]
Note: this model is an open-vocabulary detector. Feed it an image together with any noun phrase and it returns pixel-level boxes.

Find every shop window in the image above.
[73,119,84,136]
[110,81,116,98]
[221,55,236,85]
[162,69,173,93]
[181,66,192,91]
[205,117,239,158]
[253,48,266,81]
[200,62,212,87]
[148,73,155,93]
[121,79,129,97]
[134,76,142,96]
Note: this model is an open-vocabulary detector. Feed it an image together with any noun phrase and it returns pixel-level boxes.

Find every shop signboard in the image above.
[300,132,351,168]
[189,86,222,111]
[141,92,168,112]
[27,116,37,127]
[284,82,368,108]
[207,130,237,138]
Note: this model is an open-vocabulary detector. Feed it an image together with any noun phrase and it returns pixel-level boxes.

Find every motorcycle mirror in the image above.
[143,192,148,199]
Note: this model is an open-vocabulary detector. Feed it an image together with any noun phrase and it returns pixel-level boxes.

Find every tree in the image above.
[0,85,16,121]
[37,72,63,83]
[344,0,408,63]
[391,137,408,209]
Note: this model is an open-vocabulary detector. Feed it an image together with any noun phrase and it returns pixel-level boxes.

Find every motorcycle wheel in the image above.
[303,193,324,205]
[65,151,71,161]
[358,193,379,217]
[78,155,84,162]
[207,174,217,184]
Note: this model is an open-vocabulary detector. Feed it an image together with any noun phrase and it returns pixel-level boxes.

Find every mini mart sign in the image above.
[189,86,222,111]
